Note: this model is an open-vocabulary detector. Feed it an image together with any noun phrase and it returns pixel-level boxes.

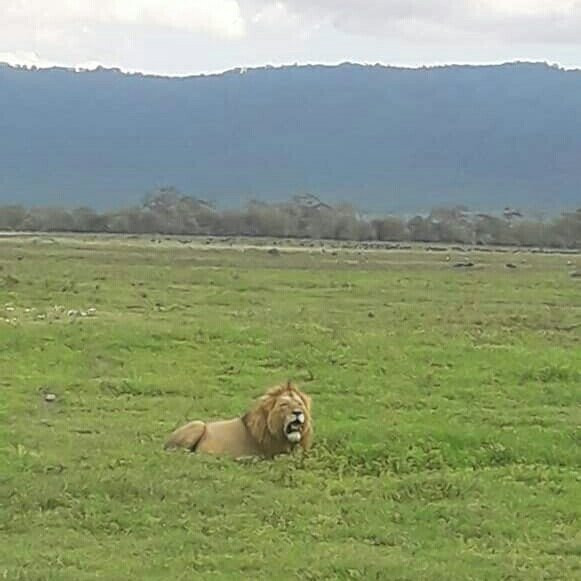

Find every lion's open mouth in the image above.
[284,412,305,443]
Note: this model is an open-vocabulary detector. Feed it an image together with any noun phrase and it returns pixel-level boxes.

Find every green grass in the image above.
[1,235,580,580]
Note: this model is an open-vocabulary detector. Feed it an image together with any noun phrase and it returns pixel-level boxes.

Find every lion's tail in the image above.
[164,420,207,452]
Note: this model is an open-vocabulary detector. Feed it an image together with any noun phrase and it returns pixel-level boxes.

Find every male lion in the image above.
[164,381,313,459]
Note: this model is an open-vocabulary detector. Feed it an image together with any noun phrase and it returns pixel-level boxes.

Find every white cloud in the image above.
[481,0,577,17]
[0,51,59,68]
[1,0,246,38]
[252,2,295,27]
[2,0,581,75]
[0,51,111,72]
[251,0,581,43]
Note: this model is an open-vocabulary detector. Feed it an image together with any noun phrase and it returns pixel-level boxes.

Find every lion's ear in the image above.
[259,393,277,412]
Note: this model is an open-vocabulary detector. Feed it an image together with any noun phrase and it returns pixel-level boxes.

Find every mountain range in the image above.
[1,61,580,214]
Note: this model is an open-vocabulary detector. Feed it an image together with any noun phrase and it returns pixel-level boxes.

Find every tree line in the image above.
[0,189,579,248]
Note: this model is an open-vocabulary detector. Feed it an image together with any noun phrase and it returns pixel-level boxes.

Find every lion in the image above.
[164,381,313,459]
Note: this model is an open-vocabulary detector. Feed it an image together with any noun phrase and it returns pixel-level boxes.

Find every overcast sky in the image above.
[2,0,581,75]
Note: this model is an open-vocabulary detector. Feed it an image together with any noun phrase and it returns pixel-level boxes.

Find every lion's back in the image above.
[197,418,262,457]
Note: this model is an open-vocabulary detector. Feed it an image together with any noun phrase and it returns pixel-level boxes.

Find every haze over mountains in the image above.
[1,61,580,214]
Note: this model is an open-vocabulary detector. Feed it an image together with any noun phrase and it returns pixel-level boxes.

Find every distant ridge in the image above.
[1,61,580,213]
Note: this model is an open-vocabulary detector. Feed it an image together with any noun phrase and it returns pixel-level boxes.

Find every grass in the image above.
[1,234,580,580]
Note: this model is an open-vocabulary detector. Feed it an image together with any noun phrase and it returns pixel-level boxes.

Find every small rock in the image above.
[44,393,56,402]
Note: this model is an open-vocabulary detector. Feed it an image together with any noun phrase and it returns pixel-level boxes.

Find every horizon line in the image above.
[1,58,578,80]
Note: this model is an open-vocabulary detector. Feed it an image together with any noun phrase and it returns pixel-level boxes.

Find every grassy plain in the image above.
[1,234,580,580]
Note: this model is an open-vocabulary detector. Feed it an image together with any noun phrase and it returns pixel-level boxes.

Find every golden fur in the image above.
[165,381,313,459]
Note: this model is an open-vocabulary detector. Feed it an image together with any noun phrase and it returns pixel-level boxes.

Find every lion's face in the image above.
[266,387,311,444]
[244,382,313,452]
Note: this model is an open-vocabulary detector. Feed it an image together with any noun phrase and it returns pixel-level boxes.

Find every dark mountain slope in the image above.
[1,61,580,212]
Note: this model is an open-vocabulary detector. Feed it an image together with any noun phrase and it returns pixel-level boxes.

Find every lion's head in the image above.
[242,381,313,456]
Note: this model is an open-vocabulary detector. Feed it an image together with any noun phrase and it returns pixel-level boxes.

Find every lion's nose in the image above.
[293,411,305,423]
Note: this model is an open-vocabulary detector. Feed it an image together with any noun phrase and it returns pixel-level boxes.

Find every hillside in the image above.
[1,61,580,213]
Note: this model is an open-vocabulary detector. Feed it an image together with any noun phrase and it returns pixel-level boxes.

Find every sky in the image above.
[1,0,581,75]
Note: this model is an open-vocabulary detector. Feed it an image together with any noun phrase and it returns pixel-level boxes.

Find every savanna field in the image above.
[1,235,580,580]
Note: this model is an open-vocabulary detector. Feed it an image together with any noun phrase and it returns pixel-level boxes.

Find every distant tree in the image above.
[371,216,408,241]
[71,206,108,232]
[105,208,145,233]
[503,207,524,221]
[429,205,470,223]
[329,213,365,240]
[353,219,376,241]
[0,205,27,230]
[142,186,182,212]
[428,206,474,244]
[217,210,245,236]
[407,216,439,242]
[549,209,581,248]
[474,214,515,246]
[243,201,298,237]
[141,187,212,234]
[531,211,548,248]
[291,193,332,211]
[512,221,545,247]
[19,207,74,232]
[1,191,578,248]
